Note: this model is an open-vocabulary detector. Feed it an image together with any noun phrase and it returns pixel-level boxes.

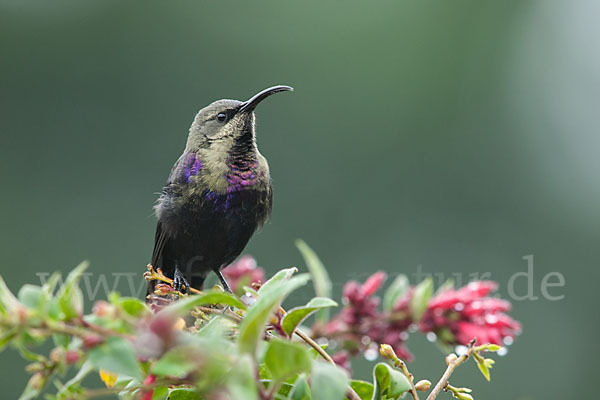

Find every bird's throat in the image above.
[229,128,256,167]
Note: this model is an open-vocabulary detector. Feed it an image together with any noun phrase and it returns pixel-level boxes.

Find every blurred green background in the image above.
[1,0,599,398]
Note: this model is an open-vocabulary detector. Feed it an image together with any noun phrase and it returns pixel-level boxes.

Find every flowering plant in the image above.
[0,241,519,400]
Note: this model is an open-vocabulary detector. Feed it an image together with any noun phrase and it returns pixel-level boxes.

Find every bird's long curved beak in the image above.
[239,85,293,113]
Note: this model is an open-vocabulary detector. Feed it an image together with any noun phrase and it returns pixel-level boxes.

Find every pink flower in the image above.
[332,351,351,372]
[420,281,521,346]
[362,272,387,297]
[329,273,384,330]
[222,255,265,296]
[320,272,412,364]
[316,274,521,368]
[140,374,156,400]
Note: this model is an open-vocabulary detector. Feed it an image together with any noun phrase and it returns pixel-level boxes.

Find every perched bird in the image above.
[149,85,293,294]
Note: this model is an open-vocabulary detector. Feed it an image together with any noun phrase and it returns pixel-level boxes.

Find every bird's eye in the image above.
[216,113,227,123]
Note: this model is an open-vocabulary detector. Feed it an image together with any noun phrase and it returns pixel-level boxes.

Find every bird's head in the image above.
[185,85,293,153]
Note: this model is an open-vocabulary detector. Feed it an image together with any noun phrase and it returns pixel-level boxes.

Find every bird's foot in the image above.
[173,268,190,294]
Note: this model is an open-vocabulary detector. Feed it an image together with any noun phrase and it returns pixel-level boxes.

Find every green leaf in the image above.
[14,342,45,362]
[87,337,143,381]
[289,374,311,400]
[475,358,494,381]
[475,343,501,352]
[152,386,169,400]
[472,352,492,381]
[434,278,454,296]
[18,377,43,400]
[18,285,43,310]
[409,277,433,322]
[197,313,235,338]
[52,333,70,348]
[57,261,89,320]
[264,339,312,382]
[295,240,332,324]
[0,328,18,351]
[17,285,46,325]
[41,272,62,297]
[310,362,348,400]
[275,383,295,399]
[41,272,62,320]
[0,275,21,315]
[57,360,94,397]
[382,275,409,312]
[281,297,338,336]
[372,363,411,400]
[238,274,310,356]
[259,363,272,380]
[228,355,259,400]
[164,290,246,315]
[151,348,197,378]
[118,297,150,317]
[243,285,260,297]
[455,393,474,400]
[168,388,203,399]
[258,267,298,294]
[68,364,96,385]
[350,380,375,400]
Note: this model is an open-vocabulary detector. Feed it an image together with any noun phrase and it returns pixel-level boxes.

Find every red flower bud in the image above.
[362,272,387,297]
[65,350,80,364]
[82,334,104,349]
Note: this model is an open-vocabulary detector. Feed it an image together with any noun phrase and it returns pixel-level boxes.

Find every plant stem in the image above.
[426,339,476,400]
[77,316,133,340]
[196,306,243,323]
[295,328,334,363]
[395,359,420,400]
[43,320,87,338]
[278,308,361,400]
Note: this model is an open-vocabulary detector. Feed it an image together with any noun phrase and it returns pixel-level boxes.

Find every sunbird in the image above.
[149,85,293,294]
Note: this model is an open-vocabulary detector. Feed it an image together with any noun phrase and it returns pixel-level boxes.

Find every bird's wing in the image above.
[148,220,172,297]
[151,151,199,265]
[151,221,168,269]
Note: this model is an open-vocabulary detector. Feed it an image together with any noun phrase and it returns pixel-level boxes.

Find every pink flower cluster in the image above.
[319,272,520,368]
[420,281,521,346]
[222,255,265,296]
[322,272,413,363]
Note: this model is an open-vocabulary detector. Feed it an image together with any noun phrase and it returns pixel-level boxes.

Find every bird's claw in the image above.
[173,268,190,294]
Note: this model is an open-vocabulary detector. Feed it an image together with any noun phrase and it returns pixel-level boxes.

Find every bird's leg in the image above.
[173,264,190,294]
[215,269,233,294]
[215,269,234,314]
